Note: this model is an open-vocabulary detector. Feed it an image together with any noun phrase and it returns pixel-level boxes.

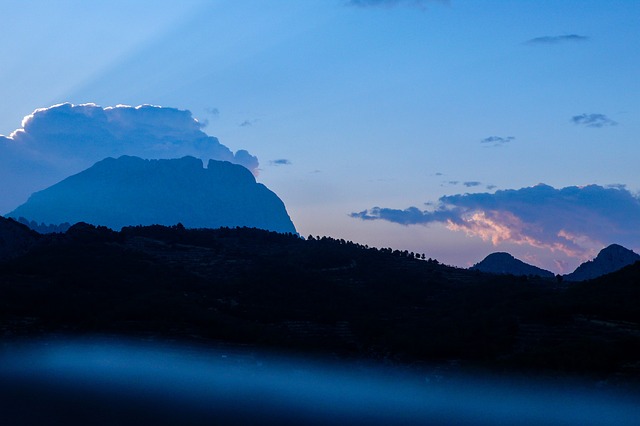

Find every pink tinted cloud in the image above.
[352,184,640,262]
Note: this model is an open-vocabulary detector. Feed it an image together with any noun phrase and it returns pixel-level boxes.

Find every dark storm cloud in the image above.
[351,184,640,260]
[571,113,617,128]
[525,34,589,45]
[480,136,514,146]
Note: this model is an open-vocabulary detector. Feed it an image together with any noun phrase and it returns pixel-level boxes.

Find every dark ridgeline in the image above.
[565,244,640,281]
[472,245,640,282]
[1,222,640,380]
[0,216,40,260]
[8,156,296,234]
[13,217,71,234]
[471,252,555,278]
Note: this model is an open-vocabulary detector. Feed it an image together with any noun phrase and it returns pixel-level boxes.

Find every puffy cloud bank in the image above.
[0,103,258,213]
[351,184,640,261]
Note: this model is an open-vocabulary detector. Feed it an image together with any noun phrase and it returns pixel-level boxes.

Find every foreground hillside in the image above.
[1,222,639,380]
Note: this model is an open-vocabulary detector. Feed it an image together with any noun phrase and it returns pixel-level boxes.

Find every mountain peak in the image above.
[9,156,295,234]
[471,252,555,278]
[565,244,640,281]
[600,243,635,257]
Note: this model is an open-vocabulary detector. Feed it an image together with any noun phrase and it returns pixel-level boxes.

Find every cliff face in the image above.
[9,156,296,234]
[565,244,640,281]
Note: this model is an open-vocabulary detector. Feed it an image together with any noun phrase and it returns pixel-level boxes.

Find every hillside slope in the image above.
[1,224,639,378]
[565,244,640,281]
[471,252,555,278]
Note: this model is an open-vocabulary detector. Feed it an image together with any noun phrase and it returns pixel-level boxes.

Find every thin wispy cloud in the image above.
[270,159,292,166]
[525,34,589,45]
[351,184,640,262]
[347,0,446,8]
[239,119,258,127]
[607,183,627,190]
[481,136,514,146]
[205,107,220,117]
[463,181,482,188]
[571,113,617,128]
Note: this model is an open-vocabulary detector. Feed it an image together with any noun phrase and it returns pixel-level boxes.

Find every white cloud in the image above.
[0,103,259,213]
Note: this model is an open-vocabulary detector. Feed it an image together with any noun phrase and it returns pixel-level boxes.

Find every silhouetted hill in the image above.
[8,156,296,234]
[567,261,640,323]
[0,216,40,261]
[1,224,640,379]
[565,244,640,282]
[470,252,555,278]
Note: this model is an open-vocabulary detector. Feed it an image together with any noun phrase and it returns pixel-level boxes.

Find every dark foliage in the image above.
[1,223,639,379]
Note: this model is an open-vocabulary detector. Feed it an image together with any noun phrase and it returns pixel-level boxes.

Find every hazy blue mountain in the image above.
[0,216,40,260]
[564,244,640,282]
[471,252,555,278]
[9,156,296,234]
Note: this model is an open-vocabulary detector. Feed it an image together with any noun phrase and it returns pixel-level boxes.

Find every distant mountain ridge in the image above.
[8,156,296,234]
[565,244,640,282]
[470,252,555,278]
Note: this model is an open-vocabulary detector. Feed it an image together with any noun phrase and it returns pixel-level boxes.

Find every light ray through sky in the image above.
[1,0,639,272]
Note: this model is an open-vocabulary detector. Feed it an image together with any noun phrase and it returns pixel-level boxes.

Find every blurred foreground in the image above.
[0,338,638,425]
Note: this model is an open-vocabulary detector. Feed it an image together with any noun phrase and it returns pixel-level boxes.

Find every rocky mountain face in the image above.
[8,156,296,234]
[470,252,555,278]
[564,244,640,282]
[0,216,40,261]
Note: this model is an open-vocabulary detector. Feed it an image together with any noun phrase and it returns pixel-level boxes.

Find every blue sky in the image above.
[1,0,638,273]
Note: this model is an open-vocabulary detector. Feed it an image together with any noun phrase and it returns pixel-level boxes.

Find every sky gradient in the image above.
[1,0,638,273]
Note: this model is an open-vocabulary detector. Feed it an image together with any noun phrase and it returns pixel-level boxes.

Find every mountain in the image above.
[470,252,555,278]
[8,156,296,234]
[0,216,40,261]
[564,244,640,282]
